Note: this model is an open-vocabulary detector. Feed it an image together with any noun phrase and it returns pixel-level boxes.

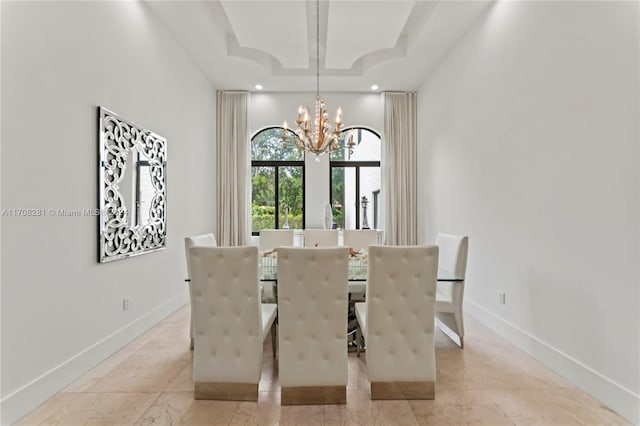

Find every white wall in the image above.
[417,1,639,422]
[1,1,216,423]
[249,92,383,228]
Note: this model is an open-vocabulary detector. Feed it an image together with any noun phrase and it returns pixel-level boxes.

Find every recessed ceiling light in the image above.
[370,84,379,91]
[255,84,263,90]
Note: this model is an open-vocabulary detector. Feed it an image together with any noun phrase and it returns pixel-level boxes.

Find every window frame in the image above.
[329,127,381,230]
[250,126,305,236]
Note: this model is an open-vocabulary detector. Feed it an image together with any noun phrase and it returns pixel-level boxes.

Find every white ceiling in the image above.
[144,0,494,92]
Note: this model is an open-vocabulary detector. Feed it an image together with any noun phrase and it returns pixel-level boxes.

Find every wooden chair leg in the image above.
[356,326,362,357]
[459,336,464,349]
[270,322,277,358]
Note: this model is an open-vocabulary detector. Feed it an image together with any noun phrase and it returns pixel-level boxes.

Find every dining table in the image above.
[259,254,463,283]
[258,253,462,351]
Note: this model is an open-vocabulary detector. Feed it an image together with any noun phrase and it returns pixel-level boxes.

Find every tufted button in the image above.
[207,272,213,279]
[235,349,241,357]
[323,353,329,360]
[223,329,229,337]
[298,352,305,360]
[310,334,316,341]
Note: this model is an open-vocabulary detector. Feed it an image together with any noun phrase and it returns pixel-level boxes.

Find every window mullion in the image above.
[274,166,279,230]
[355,166,360,230]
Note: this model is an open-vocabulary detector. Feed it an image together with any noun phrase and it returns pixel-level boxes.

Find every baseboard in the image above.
[465,299,640,425]
[0,292,188,425]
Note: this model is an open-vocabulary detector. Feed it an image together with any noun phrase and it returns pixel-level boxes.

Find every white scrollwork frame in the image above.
[98,107,167,263]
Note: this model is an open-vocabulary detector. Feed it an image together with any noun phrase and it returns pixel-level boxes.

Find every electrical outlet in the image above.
[122,297,130,311]
[498,292,506,305]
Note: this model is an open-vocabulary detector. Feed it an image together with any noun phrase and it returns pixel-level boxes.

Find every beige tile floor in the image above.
[17,305,628,426]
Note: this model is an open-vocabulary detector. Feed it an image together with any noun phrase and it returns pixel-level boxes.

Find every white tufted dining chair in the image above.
[188,246,277,401]
[185,233,217,349]
[259,229,294,252]
[355,245,439,400]
[277,247,349,404]
[435,233,469,348]
[303,229,339,247]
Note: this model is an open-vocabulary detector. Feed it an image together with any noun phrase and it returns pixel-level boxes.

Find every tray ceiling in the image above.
[144,0,494,92]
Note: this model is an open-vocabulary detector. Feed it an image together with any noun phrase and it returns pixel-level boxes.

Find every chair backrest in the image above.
[259,229,294,252]
[343,229,379,251]
[366,245,439,382]
[303,229,339,247]
[277,247,349,387]
[188,246,263,383]
[435,233,469,279]
[184,233,217,279]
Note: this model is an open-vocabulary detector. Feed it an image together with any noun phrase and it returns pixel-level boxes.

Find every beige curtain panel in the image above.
[383,92,418,245]
[216,91,250,246]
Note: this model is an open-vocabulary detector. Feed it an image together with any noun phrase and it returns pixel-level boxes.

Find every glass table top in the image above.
[259,256,462,282]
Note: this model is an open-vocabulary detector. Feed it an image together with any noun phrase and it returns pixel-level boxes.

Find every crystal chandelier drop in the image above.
[282,0,354,159]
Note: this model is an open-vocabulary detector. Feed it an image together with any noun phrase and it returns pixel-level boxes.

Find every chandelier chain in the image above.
[316,0,320,98]
[281,0,355,158]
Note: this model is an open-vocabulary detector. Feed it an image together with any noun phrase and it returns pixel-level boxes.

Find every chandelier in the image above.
[282,0,355,159]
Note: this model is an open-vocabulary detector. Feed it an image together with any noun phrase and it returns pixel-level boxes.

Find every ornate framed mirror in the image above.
[98,107,167,263]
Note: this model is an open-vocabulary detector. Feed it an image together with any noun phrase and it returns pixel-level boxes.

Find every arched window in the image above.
[251,127,305,235]
[329,128,381,229]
